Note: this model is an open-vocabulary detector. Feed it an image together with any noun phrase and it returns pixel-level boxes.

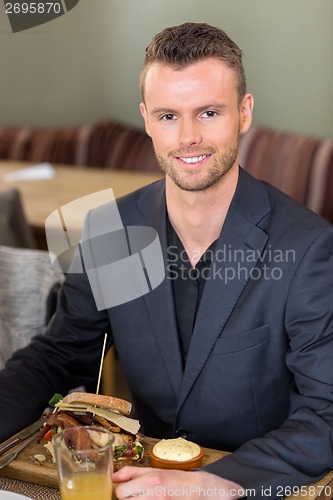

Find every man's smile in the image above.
[176,154,212,166]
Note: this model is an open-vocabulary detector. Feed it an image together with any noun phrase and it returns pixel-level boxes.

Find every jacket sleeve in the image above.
[0,268,111,442]
[203,227,333,499]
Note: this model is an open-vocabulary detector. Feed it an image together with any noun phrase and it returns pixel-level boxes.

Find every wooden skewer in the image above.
[96,333,108,395]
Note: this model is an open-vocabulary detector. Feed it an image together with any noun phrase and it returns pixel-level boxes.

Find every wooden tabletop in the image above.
[0,160,163,234]
[0,434,332,499]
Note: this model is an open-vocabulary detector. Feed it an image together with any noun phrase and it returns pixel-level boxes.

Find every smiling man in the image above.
[0,22,333,500]
[112,23,333,498]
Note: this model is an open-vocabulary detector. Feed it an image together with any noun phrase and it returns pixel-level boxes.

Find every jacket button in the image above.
[176,429,188,439]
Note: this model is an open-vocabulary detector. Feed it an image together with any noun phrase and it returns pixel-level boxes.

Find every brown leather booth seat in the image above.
[0,120,332,223]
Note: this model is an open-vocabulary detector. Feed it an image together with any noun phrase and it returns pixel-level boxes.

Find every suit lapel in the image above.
[135,181,183,399]
[177,168,271,412]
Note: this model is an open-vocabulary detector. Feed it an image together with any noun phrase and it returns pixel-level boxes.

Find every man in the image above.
[1,22,333,499]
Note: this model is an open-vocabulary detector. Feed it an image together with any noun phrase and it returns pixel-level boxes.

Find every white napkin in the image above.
[2,162,56,182]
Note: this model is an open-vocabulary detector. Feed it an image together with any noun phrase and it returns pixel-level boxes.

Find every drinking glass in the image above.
[53,426,114,500]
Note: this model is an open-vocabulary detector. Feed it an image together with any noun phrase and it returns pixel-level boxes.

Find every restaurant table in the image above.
[0,160,164,249]
[0,433,333,500]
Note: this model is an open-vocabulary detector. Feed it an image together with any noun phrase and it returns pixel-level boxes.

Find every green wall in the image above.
[0,0,332,137]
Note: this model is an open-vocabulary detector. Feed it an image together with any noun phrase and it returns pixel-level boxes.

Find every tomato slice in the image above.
[44,429,55,442]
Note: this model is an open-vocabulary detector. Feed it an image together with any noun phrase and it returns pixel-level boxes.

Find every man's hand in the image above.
[113,466,245,499]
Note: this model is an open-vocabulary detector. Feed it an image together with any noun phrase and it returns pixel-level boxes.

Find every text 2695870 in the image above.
[5,2,61,14]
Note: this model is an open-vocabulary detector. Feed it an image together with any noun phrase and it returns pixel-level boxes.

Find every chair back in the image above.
[0,245,63,369]
[0,188,37,248]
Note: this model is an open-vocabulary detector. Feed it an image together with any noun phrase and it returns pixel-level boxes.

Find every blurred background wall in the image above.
[0,0,332,137]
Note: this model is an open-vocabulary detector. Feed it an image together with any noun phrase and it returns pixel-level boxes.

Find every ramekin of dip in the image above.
[149,437,204,470]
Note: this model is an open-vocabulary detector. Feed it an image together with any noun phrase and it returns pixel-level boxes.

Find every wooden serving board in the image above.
[0,435,226,490]
[0,437,59,489]
[1,435,333,500]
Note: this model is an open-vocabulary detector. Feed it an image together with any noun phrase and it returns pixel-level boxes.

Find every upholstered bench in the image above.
[0,120,332,222]
[239,125,333,223]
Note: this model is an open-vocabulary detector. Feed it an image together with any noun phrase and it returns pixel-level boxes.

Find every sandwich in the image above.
[38,392,144,465]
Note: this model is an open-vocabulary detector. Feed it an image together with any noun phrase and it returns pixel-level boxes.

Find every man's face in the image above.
[140,57,253,192]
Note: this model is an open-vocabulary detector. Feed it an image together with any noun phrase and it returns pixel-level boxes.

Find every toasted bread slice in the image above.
[62,392,132,416]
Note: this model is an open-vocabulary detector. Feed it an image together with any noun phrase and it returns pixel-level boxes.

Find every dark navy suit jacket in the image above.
[1,167,333,498]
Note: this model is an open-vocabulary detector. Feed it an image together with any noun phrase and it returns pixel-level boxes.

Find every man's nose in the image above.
[178,119,202,148]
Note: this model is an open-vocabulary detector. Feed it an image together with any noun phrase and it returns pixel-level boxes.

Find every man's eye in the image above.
[161,114,176,121]
[202,110,217,118]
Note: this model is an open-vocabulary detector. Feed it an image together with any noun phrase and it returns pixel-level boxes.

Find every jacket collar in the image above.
[135,167,271,225]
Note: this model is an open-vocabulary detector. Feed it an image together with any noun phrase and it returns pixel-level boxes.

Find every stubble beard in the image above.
[156,136,240,192]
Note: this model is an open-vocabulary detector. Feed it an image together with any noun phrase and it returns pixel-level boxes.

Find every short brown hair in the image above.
[140,22,246,103]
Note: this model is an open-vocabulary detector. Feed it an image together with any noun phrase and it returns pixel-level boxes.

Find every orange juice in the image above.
[60,472,112,500]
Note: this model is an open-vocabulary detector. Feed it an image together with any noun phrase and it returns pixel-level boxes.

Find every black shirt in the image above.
[167,221,216,364]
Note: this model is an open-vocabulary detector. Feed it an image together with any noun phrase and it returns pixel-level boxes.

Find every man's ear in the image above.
[140,102,151,137]
[239,94,254,135]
